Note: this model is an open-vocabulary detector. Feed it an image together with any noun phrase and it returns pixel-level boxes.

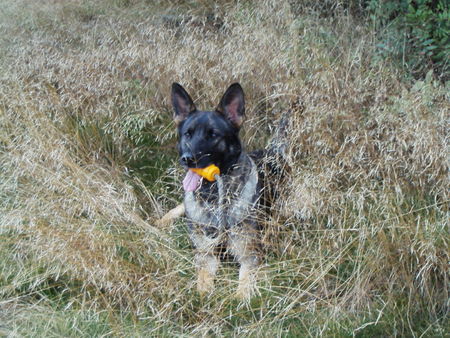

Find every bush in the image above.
[368,0,449,81]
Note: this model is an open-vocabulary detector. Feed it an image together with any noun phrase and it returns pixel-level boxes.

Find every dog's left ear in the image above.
[216,83,245,129]
[171,83,196,125]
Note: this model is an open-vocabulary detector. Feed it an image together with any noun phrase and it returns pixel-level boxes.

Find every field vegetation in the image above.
[0,0,448,336]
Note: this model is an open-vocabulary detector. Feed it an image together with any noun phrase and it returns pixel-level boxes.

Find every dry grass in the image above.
[0,0,448,336]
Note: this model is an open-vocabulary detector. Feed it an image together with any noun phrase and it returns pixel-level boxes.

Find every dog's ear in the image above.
[216,83,245,129]
[171,83,196,125]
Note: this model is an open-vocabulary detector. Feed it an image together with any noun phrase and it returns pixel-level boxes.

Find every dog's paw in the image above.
[155,204,185,228]
[235,275,257,301]
[197,268,215,295]
[235,286,251,301]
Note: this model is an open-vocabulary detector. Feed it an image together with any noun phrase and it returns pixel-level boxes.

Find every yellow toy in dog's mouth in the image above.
[183,165,220,192]
[190,165,220,182]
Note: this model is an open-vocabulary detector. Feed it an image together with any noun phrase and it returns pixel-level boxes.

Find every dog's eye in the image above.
[208,129,218,138]
[184,130,192,138]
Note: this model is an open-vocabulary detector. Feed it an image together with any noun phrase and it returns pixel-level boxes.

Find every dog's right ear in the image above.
[171,83,196,125]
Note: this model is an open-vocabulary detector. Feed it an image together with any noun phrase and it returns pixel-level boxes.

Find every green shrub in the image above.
[368,0,449,80]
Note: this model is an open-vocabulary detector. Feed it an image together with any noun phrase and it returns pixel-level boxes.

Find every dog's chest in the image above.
[184,155,259,230]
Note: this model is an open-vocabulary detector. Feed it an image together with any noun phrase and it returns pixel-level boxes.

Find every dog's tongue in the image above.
[183,170,202,192]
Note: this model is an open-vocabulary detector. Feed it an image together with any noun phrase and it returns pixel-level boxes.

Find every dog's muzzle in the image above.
[180,153,195,167]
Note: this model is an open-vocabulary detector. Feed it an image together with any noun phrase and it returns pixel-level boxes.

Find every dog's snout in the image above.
[181,153,195,166]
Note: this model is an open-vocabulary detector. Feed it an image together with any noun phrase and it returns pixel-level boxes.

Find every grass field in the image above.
[0,0,448,336]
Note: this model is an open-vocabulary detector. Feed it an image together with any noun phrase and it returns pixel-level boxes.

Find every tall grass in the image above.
[1,0,448,336]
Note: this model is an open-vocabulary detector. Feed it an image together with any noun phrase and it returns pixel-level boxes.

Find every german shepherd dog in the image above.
[171,83,284,299]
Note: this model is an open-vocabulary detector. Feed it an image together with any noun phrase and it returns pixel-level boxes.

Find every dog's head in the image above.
[171,83,245,173]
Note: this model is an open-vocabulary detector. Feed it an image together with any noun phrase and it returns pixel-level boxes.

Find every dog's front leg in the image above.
[195,252,219,295]
[236,255,259,300]
[229,226,260,300]
[190,229,221,295]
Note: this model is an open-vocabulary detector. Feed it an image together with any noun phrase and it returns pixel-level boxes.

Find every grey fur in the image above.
[184,152,262,298]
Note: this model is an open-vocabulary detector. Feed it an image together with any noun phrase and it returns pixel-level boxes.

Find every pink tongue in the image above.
[183,170,202,192]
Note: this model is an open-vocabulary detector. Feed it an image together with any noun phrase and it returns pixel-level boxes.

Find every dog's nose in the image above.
[181,153,195,166]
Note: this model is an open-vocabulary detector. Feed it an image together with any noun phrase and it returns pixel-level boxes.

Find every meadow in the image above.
[0,0,448,336]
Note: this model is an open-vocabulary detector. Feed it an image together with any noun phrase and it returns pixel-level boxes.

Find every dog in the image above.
[170,82,286,299]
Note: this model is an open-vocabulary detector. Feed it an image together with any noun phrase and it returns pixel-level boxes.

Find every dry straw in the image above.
[0,0,448,336]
